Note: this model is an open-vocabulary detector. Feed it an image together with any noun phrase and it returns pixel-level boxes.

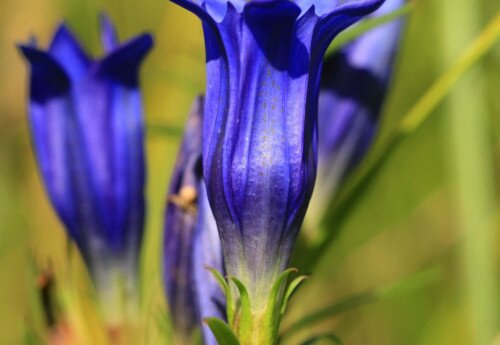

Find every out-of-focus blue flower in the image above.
[309,0,406,221]
[18,16,153,301]
[169,0,385,304]
[163,97,224,344]
[192,182,225,345]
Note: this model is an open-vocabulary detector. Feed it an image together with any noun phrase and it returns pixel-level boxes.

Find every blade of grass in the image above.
[305,12,500,269]
[397,13,500,134]
[280,266,441,340]
[439,1,499,343]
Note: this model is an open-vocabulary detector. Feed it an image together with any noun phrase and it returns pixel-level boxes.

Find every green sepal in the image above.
[229,276,252,339]
[204,317,241,345]
[206,266,235,324]
[263,267,298,342]
[280,275,308,316]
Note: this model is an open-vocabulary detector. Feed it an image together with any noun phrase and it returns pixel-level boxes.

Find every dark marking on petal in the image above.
[98,33,154,87]
[18,45,70,103]
[321,51,385,117]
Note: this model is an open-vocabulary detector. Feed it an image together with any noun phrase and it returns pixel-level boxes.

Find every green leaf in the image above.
[397,12,500,135]
[204,317,241,345]
[439,3,500,344]
[229,277,252,339]
[263,268,298,341]
[206,266,235,324]
[280,275,308,316]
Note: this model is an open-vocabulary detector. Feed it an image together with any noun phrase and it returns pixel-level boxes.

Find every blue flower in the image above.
[163,97,224,344]
[318,0,405,189]
[192,182,226,345]
[18,16,153,305]
[310,0,405,220]
[169,0,385,305]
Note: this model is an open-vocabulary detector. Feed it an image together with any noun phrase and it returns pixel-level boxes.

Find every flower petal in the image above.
[18,46,70,103]
[309,0,405,223]
[49,24,91,83]
[193,183,225,345]
[163,96,204,336]
[69,71,145,253]
[313,0,385,52]
[98,33,153,87]
[19,18,152,305]
[99,13,119,53]
[170,0,387,308]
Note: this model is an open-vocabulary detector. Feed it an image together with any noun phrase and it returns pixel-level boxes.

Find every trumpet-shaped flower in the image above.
[18,16,153,317]
[192,182,225,345]
[163,97,224,344]
[315,0,405,204]
[169,0,385,309]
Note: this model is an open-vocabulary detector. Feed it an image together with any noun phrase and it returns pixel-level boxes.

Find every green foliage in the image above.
[440,4,500,344]
[205,318,240,345]
[280,275,309,316]
[229,277,253,341]
[207,266,236,325]
[206,268,303,345]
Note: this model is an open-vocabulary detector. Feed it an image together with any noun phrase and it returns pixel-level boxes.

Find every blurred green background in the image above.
[0,0,499,344]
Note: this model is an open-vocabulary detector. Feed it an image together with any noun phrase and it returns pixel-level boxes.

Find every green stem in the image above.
[439,3,499,344]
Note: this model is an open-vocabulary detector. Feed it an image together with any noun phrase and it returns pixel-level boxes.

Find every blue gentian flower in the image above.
[163,97,224,344]
[169,0,385,305]
[309,0,405,221]
[192,182,225,345]
[18,16,153,309]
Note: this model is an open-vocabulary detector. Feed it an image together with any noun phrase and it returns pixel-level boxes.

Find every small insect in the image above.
[168,185,198,214]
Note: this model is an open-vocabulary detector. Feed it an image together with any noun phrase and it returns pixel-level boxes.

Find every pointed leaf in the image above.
[206,266,235,323]
[206,266,230,295]
[204,317,240,345]
[280,275,308,315]
[263,268,298,341]
[229,277,252,338]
